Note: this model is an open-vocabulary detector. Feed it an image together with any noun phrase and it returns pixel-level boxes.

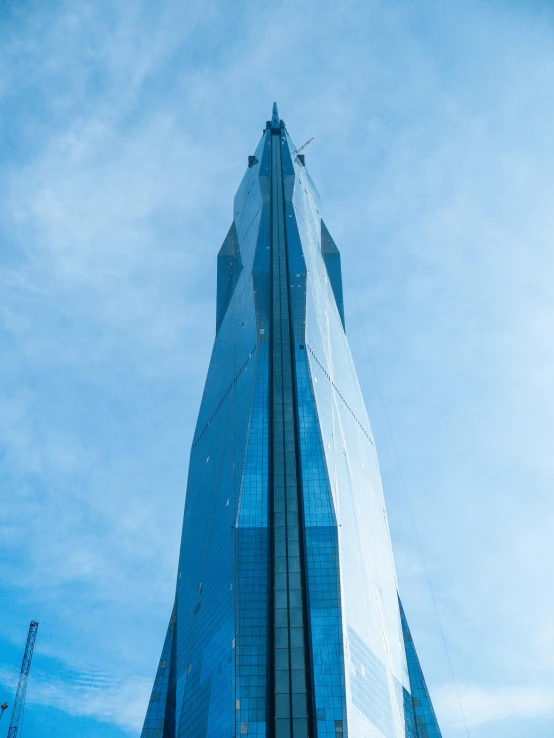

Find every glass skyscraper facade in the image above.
[141,105,442,738]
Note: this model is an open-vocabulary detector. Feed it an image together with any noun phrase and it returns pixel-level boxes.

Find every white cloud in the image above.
[436,683,554,730]
[2,1,554,737]
[0,667,150,733]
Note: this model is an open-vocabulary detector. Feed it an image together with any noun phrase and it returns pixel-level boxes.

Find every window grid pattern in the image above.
[287,127,423,738]
[233,151,272,737]
[399,602,442,738]
[175,400,237,737]
[270,125,310,738]
[217,222,243,333]
[235,340,270,736]
[282,135,347,738]
[141,604,176,738]
[319,221,345,330]
[397,683,417,738]
[141,111,443,738]
[172,129,268,737]
[175,269,261,735]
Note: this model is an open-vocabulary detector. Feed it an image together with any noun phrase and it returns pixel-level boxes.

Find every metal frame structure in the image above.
[7,621,39,738]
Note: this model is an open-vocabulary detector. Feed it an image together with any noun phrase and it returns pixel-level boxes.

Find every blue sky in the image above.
[1,1,554,736]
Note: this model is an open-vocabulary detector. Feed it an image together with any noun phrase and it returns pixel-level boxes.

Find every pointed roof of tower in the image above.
[270,102,281,130]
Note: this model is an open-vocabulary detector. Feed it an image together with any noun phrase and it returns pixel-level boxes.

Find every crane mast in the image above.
[7,621,39,738]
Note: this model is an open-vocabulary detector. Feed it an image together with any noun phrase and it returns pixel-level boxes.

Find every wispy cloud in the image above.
[2,1,554,737]
[0,667,150,732]
[436,683,554,730]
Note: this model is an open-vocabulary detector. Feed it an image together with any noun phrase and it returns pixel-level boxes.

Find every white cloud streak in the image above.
[0,667,150,732]
[436,683,554,730]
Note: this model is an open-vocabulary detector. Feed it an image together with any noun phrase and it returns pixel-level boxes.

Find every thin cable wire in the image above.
[310,149,470,735]
[349,280,471,738]
[288,178,408,733]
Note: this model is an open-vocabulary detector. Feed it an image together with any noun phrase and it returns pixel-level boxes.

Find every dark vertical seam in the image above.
[267,130,276,738]
[280,146,316,738]
[266,349,274,735]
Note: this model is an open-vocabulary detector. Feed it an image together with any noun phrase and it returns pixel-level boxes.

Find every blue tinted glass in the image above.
[140,111,442,738]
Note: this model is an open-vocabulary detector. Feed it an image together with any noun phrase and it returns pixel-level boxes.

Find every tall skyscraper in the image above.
[141,105,442,738]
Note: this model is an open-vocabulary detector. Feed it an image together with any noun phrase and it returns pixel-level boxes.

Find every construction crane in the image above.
[293,137,313,155]
[7,621,39,738]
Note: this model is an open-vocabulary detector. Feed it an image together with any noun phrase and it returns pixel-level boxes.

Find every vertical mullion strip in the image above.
[270,126,312,738]
[271,130,291,737]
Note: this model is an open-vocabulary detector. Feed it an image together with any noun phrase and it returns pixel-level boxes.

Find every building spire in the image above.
[270,101,280,130]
